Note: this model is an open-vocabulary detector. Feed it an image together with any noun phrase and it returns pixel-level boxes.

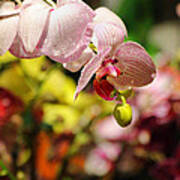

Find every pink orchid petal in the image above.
[19,3,50,53]
[22,0,45,6]
[94,7,127,36]
[93,22,125,52]
[0,2,19,16]
[0,1,15,10]
[107,41,156,89]
[42,2,95,63]
[74,48,111,99]
[0,2,19,55]
[9,35,42,58]
[63,47,93,72]
[57,0,81,7]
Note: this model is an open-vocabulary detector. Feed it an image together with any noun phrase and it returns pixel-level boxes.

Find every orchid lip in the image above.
[93,79,116,101]
[96,59,122,81]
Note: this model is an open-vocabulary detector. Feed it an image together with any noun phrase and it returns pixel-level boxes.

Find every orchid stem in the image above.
[44,0,56,8]
[14,0,22,6]
[121,95,127,105]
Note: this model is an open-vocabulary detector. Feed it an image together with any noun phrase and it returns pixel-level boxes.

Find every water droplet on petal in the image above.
[151,73,156,79]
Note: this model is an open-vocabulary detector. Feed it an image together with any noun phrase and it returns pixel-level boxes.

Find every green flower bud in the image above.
[113,103,132,127]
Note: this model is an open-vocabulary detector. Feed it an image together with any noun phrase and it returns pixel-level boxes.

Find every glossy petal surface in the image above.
[9,35,42,58]
[57,0,82,7]
[0,2,19,55]
[107,42,156,89]
[94,7,127,36]
[63,47,93,72]
[0,1,19,16]
[74,48,111,99]
[19,2,50,53]
[42,2,95,63]
[93,22,124,51]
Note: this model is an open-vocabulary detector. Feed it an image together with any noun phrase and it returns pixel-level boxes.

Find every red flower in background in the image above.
[0,88,23,126]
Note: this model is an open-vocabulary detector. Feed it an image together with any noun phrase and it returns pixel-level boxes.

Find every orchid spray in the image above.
[0,1,156,127]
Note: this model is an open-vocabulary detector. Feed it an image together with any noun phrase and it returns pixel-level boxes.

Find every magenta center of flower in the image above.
[96,59,121,80]
[93,59,122,101]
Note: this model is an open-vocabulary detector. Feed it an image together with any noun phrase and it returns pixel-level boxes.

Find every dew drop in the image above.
[151,73,156,79]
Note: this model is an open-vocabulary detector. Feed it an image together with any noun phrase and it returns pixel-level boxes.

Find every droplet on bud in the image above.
[113,103,132,127]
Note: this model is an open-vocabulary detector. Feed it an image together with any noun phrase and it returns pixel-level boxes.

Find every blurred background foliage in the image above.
[0,0,180,180]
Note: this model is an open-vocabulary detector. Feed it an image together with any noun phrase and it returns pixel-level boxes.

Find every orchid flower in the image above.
[0,0,95,60]
[70,7,156,100]
[0,0,43,58]
[0,1,20,55]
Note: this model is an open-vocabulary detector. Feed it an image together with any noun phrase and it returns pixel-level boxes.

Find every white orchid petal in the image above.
[0,14,18,55]
[93,22,125,51]
[9,35,42,58]
[94,7,127,36]
[42,2,95,63]
[19,3,50,53]
[63,47,93,72]
[74,48,111,99]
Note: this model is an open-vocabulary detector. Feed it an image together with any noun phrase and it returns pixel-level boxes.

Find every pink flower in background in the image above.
[85,142,121,176]
[0,0,95,59]
[135,66,180,122]
[70,7,156,100]
[94,114,138,141]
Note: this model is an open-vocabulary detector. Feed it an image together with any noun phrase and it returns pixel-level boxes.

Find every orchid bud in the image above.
[113,103,132,127]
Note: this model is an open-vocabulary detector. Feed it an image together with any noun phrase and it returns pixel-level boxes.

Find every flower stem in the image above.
[120,95,127,105]
[14,0,22,6]
[0,160,16,180]
[44,0,56,8]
